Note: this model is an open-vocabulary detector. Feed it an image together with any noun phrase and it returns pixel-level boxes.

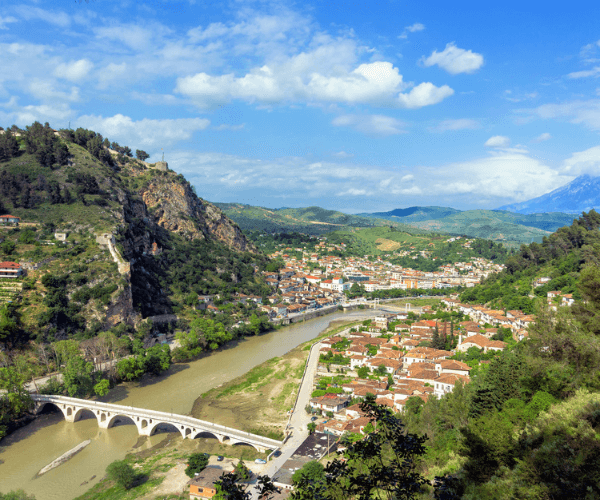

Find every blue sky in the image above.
[2,1,600,212]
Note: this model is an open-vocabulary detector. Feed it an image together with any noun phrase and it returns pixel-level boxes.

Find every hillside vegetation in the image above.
[360,206,576,244]
[215,203,428,235]
[460,210,600,313]
[0,122,281,438]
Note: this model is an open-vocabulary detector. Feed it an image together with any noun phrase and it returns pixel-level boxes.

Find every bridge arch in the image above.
[73,408,99,423]
[35,401,64,417]
[148,420,185,439]
[192,430,221,441]
[105,414,137,429]
[232,441,261,452]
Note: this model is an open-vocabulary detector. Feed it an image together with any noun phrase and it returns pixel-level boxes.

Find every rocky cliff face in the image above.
[140,175,255,252]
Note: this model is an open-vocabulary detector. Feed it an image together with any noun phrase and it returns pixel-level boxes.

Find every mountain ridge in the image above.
[497,174,600,214]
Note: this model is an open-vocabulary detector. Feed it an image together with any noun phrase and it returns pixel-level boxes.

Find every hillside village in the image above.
[252,236,503,320]
[305,295,540,440]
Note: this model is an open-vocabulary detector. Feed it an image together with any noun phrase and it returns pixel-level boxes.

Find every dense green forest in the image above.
[460,210,600,312]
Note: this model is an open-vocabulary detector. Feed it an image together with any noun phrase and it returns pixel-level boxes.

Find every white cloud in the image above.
[332,151,354,158]
[562,145,600,176]
[0,97,75,126]
[421,43,484,75]
[429,118,480,132]
[176,59,453,109]
[14,6,70,28]
[485,135,510,148]
[580,40,600,63]
[94,25,157,51]
[0,15,17,29]
[28,80,80,102]
[426,150,571,203]
[332,114,407,135]
[567,66,600,79]
[397,82,454,108]
[54,59,93,82]
[96,63,128,88]
[398,23,425,39]
[75,114,211,149]
[532,132,551,143]
[213,123,245,131]
[519,99,600,131]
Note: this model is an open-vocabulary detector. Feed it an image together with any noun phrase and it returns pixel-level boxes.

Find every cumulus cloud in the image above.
[429,118,480,132]
[54,59,93,82]
[562,145,600,176]
[331,114,407,135]
[0,98,75,127]
[176,60,453,109]
[485,135,510,148]
[425,150,571,203]
[75,114,210,149]
[421,43,484,75]
[399,23,425,39]
[397,82,454,108]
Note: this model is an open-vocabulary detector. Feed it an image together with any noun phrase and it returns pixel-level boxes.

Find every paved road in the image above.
[247,338,323,498]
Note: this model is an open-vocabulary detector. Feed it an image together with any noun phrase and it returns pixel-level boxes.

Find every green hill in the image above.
[0,123,270,344]
[359,206,577,243]
[215,203,428,235]
[407,209,553,244]
[359,205,462,222]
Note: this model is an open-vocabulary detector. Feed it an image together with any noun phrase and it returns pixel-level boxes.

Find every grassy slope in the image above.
[215,203,428,236]
[407,210,552,244]
[326,226,445,255]
[359,206,462,222]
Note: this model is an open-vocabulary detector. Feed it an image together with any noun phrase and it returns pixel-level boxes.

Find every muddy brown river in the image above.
[0,310,374,499]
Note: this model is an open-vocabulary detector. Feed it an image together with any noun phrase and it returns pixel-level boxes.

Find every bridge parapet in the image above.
[32,394,282,452]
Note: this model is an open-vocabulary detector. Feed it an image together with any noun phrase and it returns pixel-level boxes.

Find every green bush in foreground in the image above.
[185,453,209,478]
[106,460,137,489]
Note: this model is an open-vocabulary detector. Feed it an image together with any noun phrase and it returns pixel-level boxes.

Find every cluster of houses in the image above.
[546,290,575,308]
[441,298,534,342]
[306,294,546,437]
[266,240,503,294]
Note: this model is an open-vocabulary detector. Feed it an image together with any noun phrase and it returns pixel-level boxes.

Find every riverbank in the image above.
[191,318,362,439]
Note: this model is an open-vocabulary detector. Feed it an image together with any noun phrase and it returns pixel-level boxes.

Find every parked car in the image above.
[273,450,282,457]
[217,456,224,461]
[255,459,267,464]
[311,416,318,421]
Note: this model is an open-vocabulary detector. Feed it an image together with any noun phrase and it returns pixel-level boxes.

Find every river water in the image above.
[0,310,373,500]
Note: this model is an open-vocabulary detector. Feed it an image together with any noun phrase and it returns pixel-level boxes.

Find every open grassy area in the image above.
[192,318,362,438]
[74,432,266,500]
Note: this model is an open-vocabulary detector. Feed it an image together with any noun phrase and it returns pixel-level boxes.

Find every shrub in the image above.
[185,453,209,478]
[106,460,137,489]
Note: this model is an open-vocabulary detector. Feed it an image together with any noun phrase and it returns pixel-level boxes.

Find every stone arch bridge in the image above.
[32,394,282,453]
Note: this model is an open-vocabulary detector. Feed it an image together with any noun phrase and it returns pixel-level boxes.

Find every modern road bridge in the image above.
[32,394,282,453]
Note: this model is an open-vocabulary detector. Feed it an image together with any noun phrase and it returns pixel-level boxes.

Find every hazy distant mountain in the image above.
[498,174,600,214]
[359,206,462,222]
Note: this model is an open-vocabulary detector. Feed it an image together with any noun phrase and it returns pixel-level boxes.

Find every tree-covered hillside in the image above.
[460,210,600,312]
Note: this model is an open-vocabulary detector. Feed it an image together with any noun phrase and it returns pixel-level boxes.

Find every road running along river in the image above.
[0,309,377,500]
